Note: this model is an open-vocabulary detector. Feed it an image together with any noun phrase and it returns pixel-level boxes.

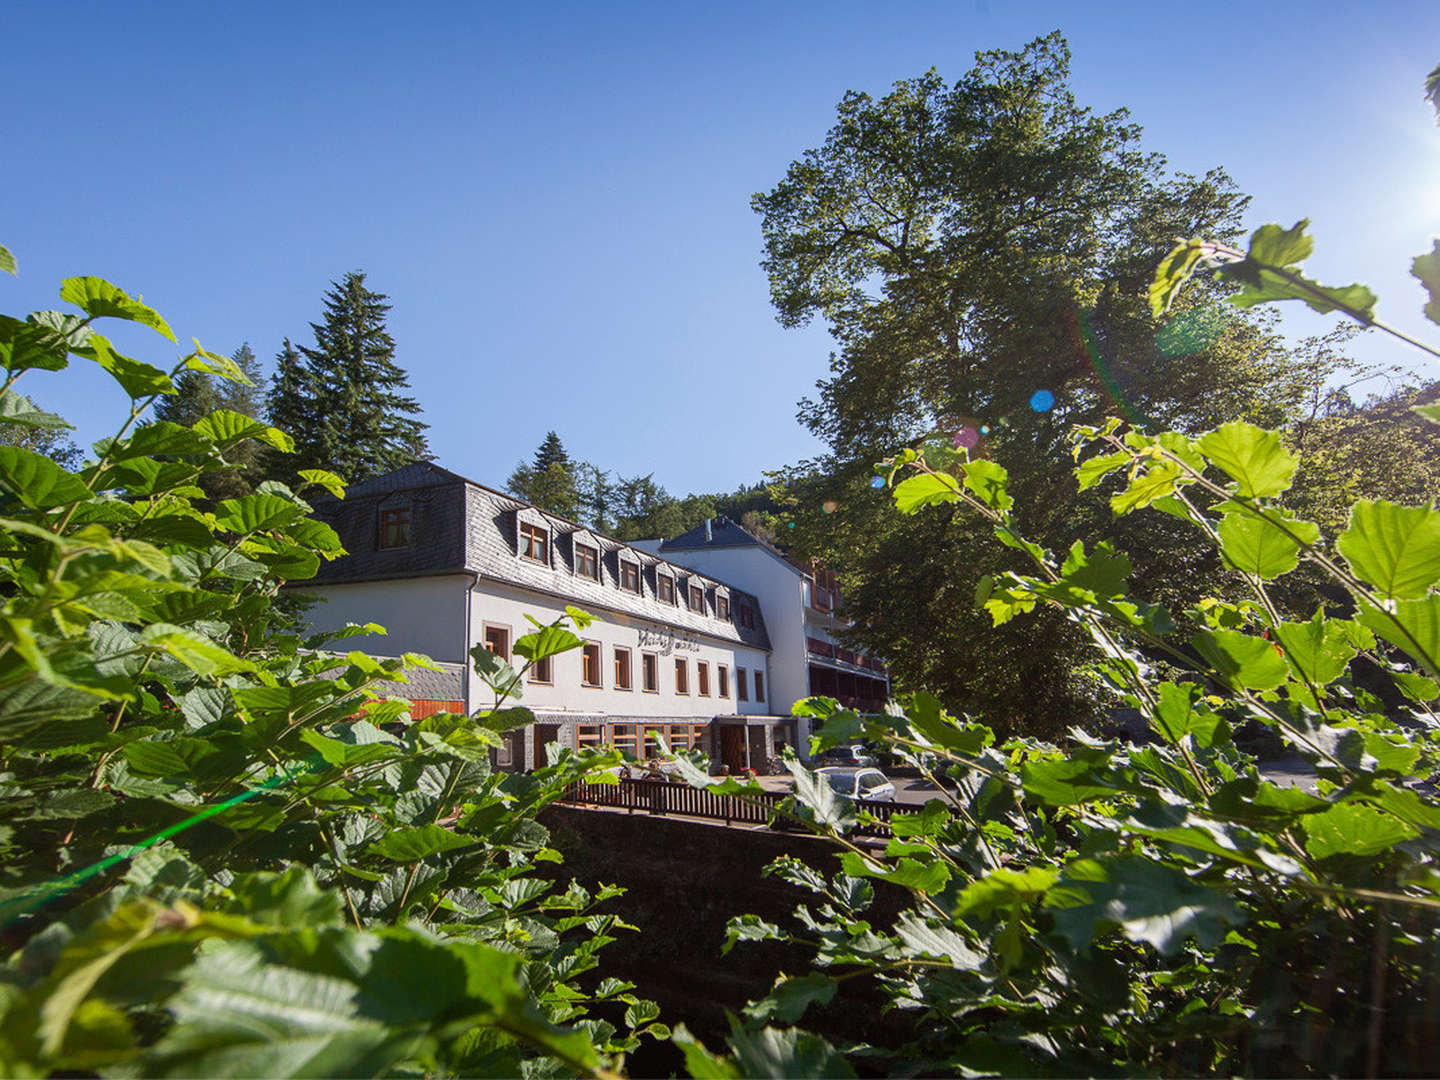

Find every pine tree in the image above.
[507,432,580,518]
[222,342,265,418]
[153,369,223,428]
[266,338,324,478]
[297,272,431,482]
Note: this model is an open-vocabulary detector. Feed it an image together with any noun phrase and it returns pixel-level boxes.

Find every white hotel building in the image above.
[292,463,866,772]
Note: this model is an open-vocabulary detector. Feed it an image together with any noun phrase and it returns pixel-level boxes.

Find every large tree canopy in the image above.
[757,34,1355,732]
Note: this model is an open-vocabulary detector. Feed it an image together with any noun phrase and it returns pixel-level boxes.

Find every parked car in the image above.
[816,766,896,802]
[815,744,877,768]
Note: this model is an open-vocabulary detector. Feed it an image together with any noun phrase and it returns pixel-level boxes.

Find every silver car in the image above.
[816,766,896,802]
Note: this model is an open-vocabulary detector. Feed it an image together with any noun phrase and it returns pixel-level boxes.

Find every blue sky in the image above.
[6,1,1439,495]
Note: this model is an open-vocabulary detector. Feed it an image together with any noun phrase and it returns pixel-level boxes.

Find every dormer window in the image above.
[620,559,641,593]
[717,594,730,621]
[738,602,755,630]
[379,507,411,550]
[575,542,599,580]
[657,573,676,605]
[688,584,705,613]
[520,521,549,563]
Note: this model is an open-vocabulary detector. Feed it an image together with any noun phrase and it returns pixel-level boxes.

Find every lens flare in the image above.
[821,500,838,514]
[952,425,980,450]
[1030,389,1055,413]
[869,476,885,489]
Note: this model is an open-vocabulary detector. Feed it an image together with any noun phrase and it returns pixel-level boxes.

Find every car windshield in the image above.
[824,773,856,794]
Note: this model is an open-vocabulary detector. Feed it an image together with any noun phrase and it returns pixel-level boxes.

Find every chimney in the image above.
[704,517,713,543]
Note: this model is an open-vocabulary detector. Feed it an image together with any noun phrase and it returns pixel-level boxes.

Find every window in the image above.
[717,595,730,620]
[483,624,509,660]
[379,507,411,550]
[738,602,755,629]
[642,652,658,692]
[737,666,748,702]
[610,723,637,757]
[520,521,549,563]
[674,657,689,695]
[578,724,603,747]
[581,642,601,687]
[657,573,675,605]
[697,661,710,697]
[614,646,632,690]
[620,560,641,593]
[688,584,705,613]
[574,542,599,580]
[718,665,729,698]
[529,654,552,683]
[754,670,764,702]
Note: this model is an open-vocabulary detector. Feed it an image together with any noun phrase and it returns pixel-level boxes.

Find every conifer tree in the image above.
[507,431,581,518]
[297,272,431,482]
[222,342,265,418]
[265,338,323,478]
[153,369,223,428]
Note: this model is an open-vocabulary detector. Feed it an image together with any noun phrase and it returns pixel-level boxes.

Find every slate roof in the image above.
[661,515,811,579]
[298,465,771,652]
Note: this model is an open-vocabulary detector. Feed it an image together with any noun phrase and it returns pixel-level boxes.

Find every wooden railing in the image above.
[560,776,906,837]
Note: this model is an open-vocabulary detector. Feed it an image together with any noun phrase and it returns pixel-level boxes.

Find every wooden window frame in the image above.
[574,542,599,581]
[697,660,710,697]
[754,670,764,702]
[657,573,676,605]
[529,654,553,684]
[641,651,659,693]
[717,595,730,621]
[674,657,689,695]
[613,646,632,691]
[482,623,510,661]
[688,584,705,614]
[738,602,755,629]
[718,664,729,699]
[737,666,748,702]
[620,560,641,594]
[378,506,411,550]
[581,640,602,688]
[519,520,549,564]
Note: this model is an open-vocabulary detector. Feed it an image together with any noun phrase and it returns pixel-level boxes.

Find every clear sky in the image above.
[6,1,1439,496]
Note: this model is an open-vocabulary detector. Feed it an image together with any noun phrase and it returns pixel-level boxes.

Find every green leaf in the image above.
[902,690,991,756]
[1411,239,1440,325]
[139,624,256,677]
[0,314,71,374]
[1302,802,1418,859]
[0,390,71,431]
[1337,499,1440,600]
[1217,507,1319,578]
[1196,421,1297,498]
[1046,855,1244,955]
[892,471,959,514]
[369,824,478,861]
[182,342,249,384]
[192,410,295,453]
[227,867,345,928]
[1191,628,1289,691]
[1110,460,1181,515]
[961,459,1013,511]
[513,624,583,663]
[1224,221,1378,319]
[742,973,837,1024]
[1057,540,1130,599]
[0,243,14,275]
[1075,449,1130,491]
[788,759,858,831]
[297,469,346,498]
[954,867,1058,919]
[1272,610,1357,689]
[59,277,176,340]
[84,334,175,399]
[0,446,90,508]
[671,1024,741,1080]
[0,679,100,740]
[1150,237,1209,317]
[1150,681,1221,746]
[1357,596,1440,677]
[1392,670,1439,702]
[212,493,305,535]
[1021,757,1115,805]
[477,706,534,733]
[726,1022,856,1080]
[840,851,950,892]
[105,421,214,460]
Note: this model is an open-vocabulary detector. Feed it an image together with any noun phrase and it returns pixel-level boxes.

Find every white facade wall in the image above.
[302,575,471,666]
[646,546,816,750]
[466,580,769,719]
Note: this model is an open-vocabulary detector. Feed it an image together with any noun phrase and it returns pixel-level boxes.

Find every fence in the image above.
[560,776,906,837]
